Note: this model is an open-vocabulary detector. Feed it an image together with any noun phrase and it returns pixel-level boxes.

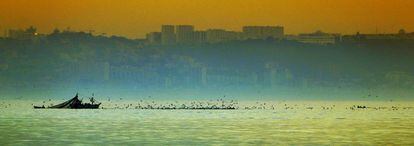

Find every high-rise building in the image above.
[242,26,284,40]
[194,31,207,43]
[176,25,194,44]
[161,25,175,45]
[206,29,240,43]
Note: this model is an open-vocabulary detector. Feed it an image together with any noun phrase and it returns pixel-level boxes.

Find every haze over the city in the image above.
[0,0,414,100]
[1,0,413,38]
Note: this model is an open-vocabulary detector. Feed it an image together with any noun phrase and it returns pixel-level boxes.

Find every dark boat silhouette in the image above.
[34,93,101,109]
[33,105,45,109]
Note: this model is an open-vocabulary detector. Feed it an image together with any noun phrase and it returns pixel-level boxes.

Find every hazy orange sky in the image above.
[0,0,413,38]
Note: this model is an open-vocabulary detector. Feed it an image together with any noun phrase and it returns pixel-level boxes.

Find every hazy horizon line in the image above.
[2,25,411,39]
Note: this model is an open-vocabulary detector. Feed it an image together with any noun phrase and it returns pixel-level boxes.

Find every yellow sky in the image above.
[0,0,413,38]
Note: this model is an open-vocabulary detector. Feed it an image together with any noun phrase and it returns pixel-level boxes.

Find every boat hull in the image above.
[34,94,101,109]
[48,103,101,109]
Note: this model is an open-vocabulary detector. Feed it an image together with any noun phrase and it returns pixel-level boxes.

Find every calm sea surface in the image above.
[1,101,414,145]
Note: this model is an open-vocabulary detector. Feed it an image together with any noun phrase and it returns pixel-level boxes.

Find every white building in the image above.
[176,25,194,44]
[287,30,340,45]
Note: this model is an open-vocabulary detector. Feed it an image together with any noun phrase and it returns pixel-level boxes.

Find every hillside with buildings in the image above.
[0,26,413,99]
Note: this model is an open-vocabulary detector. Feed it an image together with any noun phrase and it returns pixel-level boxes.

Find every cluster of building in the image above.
[146,24,345,45]
[146,25,414,45]
[341,29,414,42]
[3,25,414,45]
[146,25,284,45]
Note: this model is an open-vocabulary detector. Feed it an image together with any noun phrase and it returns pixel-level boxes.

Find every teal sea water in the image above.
[1,101,414,145]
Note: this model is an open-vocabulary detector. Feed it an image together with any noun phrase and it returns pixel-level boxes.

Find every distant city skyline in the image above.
[3,24,411,40]
[1,23,411,40]
[1,0,413,38]
[147,25,286,44]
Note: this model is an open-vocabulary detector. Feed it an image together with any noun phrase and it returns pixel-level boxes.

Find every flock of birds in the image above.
[0,101,12,109]
[105,98,239,110]
[0,99,413,110]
